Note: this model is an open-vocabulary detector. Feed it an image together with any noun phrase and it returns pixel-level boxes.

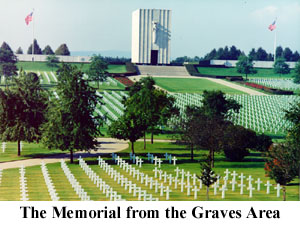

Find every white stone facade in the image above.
[131,9,171,65]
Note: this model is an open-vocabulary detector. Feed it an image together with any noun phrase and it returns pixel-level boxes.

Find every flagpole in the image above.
[32,8,34,62]
[274,27,277,63]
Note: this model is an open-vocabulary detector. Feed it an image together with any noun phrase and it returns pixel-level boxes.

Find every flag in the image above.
[25,12,33,25]
[268,20,276,31]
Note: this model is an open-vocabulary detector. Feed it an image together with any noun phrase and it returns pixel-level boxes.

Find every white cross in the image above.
[198,179,203,189]
[172,156,177,166]
[179,180,186,192]
[247,184,255,198]
[168,174,173,186]
[213,182,218,195]
[140,173,145,184]
[274,183,282,197]
[153,167,159,178]
[149,177,154,189]
[238,173,245,182]
[157,158,163,168]
[191,174,197,186]
[173,177,179,189]
[185,171,192,183]
[247,175,253,186]
[264,180,272,194]
[180,169,185,180]
[185,183,193,196]
[238,180,245,195]
[162,172,168,183]
[230,179,237,191]
[220,185,228,199]
[192,186,200,199]
[159,183,165,196]
[231,171,238,180]
[165,186,172,200]
[154,180,159,193]
[158,169,163,180]
[147,152,152,161]
[137,158,143,168]
[255,178,263,191]
[174,167,180,177]
[153,156,159,166]
[144,174,149,186]
[224,169,231,179]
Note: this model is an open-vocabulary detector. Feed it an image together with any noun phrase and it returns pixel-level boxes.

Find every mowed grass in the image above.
[154,77,247,94]
[17,62,127,74]
[0,142,298,201]
[197,67,295,79]
[0,142,64,163]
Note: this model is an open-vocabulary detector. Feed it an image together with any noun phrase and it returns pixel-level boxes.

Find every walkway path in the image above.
[204,77,267,96]
[0,138,128,169]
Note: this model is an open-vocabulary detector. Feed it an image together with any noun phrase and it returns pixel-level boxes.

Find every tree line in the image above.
[13,39,70,56]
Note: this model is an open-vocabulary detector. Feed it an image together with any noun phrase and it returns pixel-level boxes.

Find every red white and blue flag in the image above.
[25,12,33,25]
[268,19,276,31]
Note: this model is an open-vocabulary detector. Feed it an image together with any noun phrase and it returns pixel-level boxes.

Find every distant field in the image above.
[196,67,295,79]
[154,77,247,94]
[17,62,127,73]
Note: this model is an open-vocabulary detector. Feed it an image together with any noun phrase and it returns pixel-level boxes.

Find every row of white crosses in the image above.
[249,78,300,91]
[78,157,125,201]
[102,92,123,116]
[60,159,91,201]
[2,142,6,153]
[43,71,51,83]
[19,165,29,201]
[214,169,283,199]
[99,155,159,201]
[50,71,58,82]
[103,91,125,110]
[0,168,2,186]
[171,92,299,134]
[40,161,59,201]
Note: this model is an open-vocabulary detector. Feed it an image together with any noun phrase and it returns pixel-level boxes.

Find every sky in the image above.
[0,0,299,58]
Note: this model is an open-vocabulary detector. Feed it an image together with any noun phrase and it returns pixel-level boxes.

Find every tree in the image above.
[223,124,257,161]
[46,55,60,71]
[108,111,145,154]
[248,48,257,60]
[228,45,241,60]
[27,39,42,54]
[42,45,54,55]
[55,44,70,56]
[236,55,257,80]
[0,71,48,156]
[42,64,102,163]
[256,47,268,61]
[264,143,298,201]
[283,47,293,61]
[0,42,18,85]
[293,60,300,84]
[16,47,23,54]
[86,54,108,88]
[197,158,217,200]
[292,51,300,62]
[275,46,284,59]
[273,57,291,76]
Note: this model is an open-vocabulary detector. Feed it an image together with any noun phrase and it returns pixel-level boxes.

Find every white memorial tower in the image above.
[131,9,171,65]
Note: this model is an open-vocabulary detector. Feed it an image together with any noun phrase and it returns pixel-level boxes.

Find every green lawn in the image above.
[154,77,247,94]
[17,62,127,74]
[197,67,295,79]
[0,142,298,201]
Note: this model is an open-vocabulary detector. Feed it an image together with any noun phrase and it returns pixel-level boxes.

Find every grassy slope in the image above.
[17,62,127,73]
[197,67,295,79]
[154,77,247,95]
[0,142,298,201]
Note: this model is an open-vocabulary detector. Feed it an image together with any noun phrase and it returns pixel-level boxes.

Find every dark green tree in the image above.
[292,51,300,62]
[293,60,300,84]
[256,47,268,60]
[236,55,257,80]
[223,124,257,161]
[248,48,257,60]
[42,45,54,55]
[275,46,284,58]
[42,64,102,163]
[0,42,18,85]
[86,54,108,88]
[0,71,48,156]
[46,55,60,71]
[273,57,291,76]
[55,44,70,56]
[108,111,145,154]
[283,47,293,61]
[16,47,23,54]
[265,143,298,201]
[27,39,42,54]
[197,158,217,200]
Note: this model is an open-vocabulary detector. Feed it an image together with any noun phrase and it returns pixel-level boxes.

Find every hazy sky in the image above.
[0,0,299,58]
